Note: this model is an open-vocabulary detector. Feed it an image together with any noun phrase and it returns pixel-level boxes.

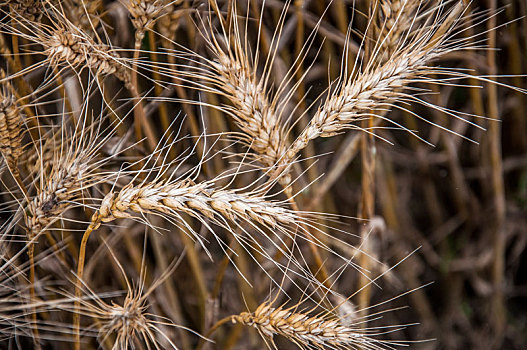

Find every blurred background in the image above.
[298,1,527,349]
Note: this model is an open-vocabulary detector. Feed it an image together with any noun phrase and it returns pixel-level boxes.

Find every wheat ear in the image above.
[67,243,186,349]
[23,112,117,240]
[172,5,292,182]
[2,11,133,90]
[73,174,308,348]
[124,0,169,41]
[0,73,24,180]
[91,179,297,230]
[43,31,133,89]
[377,0,422,59]
[6,3,161,151]
[6,0,43,21]
[277,2,466,178]
[24,149,98,239]
[204,37,288,175]
[231,301,399,350]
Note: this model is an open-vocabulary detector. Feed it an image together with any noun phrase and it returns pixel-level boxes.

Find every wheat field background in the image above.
[0,0,525,349]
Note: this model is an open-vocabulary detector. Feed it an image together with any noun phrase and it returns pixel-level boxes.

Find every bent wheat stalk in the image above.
[73,175,312,348]
[68,242,187,349]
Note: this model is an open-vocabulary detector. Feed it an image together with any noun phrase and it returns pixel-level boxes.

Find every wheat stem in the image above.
[196,315,233,350]
[487,0,506,343]
[27,243,41,350]
[73,222,97,350]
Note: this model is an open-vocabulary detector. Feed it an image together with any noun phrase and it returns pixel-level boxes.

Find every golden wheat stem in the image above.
[196,315,233,350]
[27,243,41,350]
[73,222,97,350]
[487,0,506,341]
[148,30,174,157]
[180,230,208,330]
[150,230,191,348]
[358,0,379,325]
